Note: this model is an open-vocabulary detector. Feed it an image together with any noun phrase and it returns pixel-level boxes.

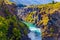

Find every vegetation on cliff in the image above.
[0,0,30,40]
[20,2,60,39]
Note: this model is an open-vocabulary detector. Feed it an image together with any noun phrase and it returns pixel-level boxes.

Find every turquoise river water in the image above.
[23,21,42,40]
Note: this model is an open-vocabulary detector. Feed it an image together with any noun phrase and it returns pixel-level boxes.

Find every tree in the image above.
[52,1,55,4]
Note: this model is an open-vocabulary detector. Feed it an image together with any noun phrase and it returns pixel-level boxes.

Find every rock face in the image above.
[0,1,30,40]
[0,2,17,16]
[17,3,60,40]
[42,11,60,40]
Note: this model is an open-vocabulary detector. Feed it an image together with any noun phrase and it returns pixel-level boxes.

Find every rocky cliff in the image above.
[18,2,60,40]
[0,0,30,40]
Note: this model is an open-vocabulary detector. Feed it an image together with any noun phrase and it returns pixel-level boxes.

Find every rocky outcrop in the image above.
[17,2,60,40]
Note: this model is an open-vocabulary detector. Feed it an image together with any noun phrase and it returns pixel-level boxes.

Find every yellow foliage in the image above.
[0,0,3,4]
[24,2,60,26]
[25,11,36,23]
[4,0,13,4]
[42,16,49,25]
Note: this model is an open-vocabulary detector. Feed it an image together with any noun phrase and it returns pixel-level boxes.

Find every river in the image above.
[22,21,42,40]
